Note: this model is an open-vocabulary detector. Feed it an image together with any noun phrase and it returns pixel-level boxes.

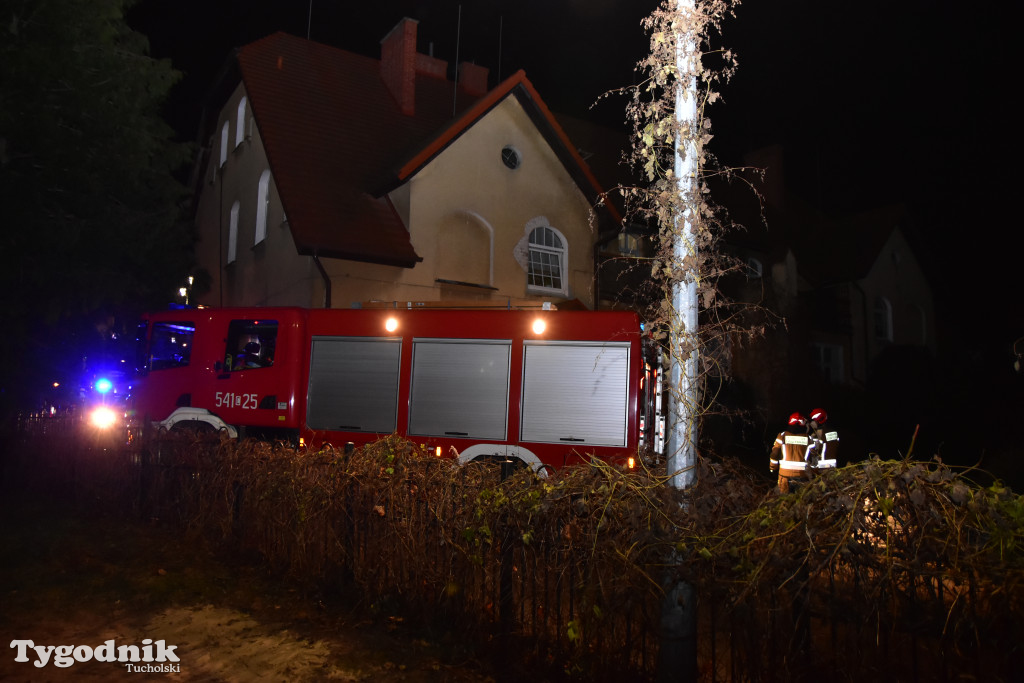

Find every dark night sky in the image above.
[128,0,1018,343]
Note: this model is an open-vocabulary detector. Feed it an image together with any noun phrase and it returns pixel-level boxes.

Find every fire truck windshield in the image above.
[149,322,195,371]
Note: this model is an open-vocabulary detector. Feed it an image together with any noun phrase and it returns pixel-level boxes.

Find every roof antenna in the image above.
[306,0,313,39]
[452,5,461,117]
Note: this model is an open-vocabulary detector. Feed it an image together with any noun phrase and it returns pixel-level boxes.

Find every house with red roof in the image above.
[712,146,939,452]
[190,19,620,311]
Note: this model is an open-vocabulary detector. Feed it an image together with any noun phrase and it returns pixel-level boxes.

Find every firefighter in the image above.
[769,412,812,493]
[233,336,264,370]
[806,407,839,471]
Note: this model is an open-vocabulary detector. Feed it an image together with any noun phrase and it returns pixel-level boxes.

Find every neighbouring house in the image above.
[190,18,620,311]
[589,142,939,454]
[719,147,939,455]
[728,147,936,385]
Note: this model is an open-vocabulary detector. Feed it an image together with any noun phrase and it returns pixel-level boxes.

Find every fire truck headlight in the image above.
[385,317,399,333]
[532,318,546,335]
[627,456,636,470]
[89,406,118,430]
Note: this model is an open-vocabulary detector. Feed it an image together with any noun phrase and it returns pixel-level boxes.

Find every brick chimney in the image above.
[458,62,489,96]
[380,18,418,116]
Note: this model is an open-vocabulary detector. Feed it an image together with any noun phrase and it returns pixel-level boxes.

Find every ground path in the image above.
[0,491,517,682]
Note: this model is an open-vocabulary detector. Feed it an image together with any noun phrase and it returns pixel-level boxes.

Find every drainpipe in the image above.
[313,252,331,309]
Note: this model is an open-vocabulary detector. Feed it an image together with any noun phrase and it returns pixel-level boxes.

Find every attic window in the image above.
[501,146,521,170]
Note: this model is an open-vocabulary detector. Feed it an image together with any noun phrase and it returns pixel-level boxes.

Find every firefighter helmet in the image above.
[788,412,807,427]
[809,408,828,424]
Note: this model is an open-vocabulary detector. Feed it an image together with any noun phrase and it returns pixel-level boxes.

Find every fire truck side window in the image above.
[225,319,278,371]
[149,322,195,371]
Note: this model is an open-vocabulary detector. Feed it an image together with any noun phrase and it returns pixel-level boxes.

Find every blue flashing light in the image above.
[95,378,113,394]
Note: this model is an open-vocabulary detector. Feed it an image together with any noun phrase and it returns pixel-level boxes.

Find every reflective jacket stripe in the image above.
[779,460,807,470]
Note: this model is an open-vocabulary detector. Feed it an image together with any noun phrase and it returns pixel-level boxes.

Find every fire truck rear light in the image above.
[298,437,305,448]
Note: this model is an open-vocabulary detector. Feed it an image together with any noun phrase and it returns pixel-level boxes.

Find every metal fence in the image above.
[6,422,1022,682]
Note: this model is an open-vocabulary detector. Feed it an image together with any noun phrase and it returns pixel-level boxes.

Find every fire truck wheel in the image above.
[463,455,527,483]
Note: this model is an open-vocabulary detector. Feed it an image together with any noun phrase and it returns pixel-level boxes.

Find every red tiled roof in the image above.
[235,32,619,268]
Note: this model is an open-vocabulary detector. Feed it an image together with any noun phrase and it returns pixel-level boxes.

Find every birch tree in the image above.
[611,0,761,483]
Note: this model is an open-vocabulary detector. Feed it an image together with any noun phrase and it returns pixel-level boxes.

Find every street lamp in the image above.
[179,276,195,306]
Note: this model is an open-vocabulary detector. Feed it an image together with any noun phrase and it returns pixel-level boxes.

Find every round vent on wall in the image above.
[501,145,521,170]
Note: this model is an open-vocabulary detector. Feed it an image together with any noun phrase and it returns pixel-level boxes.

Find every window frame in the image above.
[228,201,240,264]
[219,121,229,167]
[810,342,844,384]
[526,225,568,296]
[234,97,248,148]
[255,170,271,246]
[501,145,521,170]
[874,296,893,342]
[617,231,643,257]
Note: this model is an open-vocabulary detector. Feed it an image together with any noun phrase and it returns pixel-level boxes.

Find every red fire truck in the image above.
[127,306,664,471]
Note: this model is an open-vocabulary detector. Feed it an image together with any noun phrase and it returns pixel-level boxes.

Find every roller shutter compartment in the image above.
[520,341,629,447]
[306,337,401,433]
[408,339,511,439]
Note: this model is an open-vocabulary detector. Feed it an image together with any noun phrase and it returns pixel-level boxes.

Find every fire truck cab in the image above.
[129,307,303,440]
[128,306,663,471]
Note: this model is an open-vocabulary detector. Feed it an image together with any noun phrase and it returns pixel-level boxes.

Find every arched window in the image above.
[255,170,271,245]
[219,121,229,167]
[234,96,247,148]
[228,201,240,264]
[527,226,567,294]
[874,296,893,342]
